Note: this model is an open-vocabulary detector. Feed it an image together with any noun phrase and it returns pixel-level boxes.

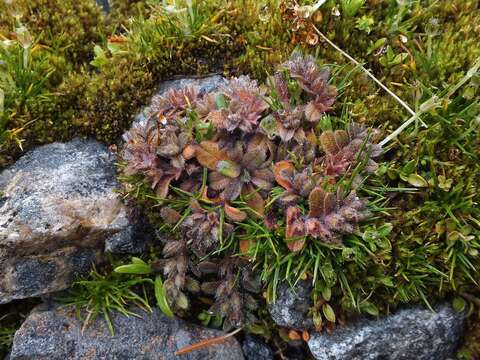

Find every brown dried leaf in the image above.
[160,207,181,224]
[182,144,196,159]
[242,184,265,218]
[273,161,295,190]
[288,330,301,341]
[224,203,248,222]
[285,206,306,252]
[333,130,349,150]
[155,174,176,198]
[319,130,337,155]
[302,330,310,342]
[195,141,228,170]
[239,239,255,255]
[308,187,335,217]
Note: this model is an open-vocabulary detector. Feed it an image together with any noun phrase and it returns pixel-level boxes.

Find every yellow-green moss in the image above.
[1,0,480,168]
[0,0,108,65]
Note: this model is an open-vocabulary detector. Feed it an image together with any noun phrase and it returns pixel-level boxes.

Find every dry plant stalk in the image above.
[174,327,243,356]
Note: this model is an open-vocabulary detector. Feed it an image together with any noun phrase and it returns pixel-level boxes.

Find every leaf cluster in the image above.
[120,53,383,328]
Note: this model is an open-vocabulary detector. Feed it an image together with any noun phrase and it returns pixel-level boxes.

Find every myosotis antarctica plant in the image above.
[120,53,383,330]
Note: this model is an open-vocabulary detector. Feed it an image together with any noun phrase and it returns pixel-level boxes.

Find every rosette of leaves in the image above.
[319,123,382,177]
[304,187,370,244]
[120,53,384,327]
[270,73,307,142]
[266,55,337,163]
[150,85,199,119]
[202,76,269,134]
[121,117,196,197]
[194,134,275,216]
[273,160,319,206]
[282,53,337,122]
[282,187,370,251]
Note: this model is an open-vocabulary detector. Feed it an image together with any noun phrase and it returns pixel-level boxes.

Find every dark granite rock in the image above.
[308,302,465,360]
[267,281,314,330]
[10,304,244,360]
[242,335,273,360]
[0,139,131,303]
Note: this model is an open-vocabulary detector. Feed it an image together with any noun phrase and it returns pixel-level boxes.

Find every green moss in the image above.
[107,0,154,27]
[111,0,480,327]
[458,317,480,359]
[0,0,108,65]
[1,0,296,163]
[0,0,477,343]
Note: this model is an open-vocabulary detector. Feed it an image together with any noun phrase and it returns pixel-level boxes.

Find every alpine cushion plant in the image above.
[120,53,383,329]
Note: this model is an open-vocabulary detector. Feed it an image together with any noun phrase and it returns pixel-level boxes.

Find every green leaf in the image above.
[155,275,174,318]
[341,0,365,17]
[367,38,386,55]
[313,312,323,329]
[380,277,394,287]
[176,292,189,310]
[341,247,354,260]
[114,263,152,275]
[319,116,332,131]
[107,42,124,55]
[215,93,227,109]
[259,115,277,140]
[90,45,108,68]
[361,301,379,316]
[377,223,393,237]
[362,229,377,242]
[452,297,466,313]
[217,160,241,178]
[322,287,332,302]
[131,257,148,266]
[322,303,336,322]
[407,173,428,187]
[401,160,416,176]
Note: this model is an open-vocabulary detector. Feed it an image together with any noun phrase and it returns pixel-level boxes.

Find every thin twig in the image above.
[379,96,437,147]
[312,24,425,127]
[174,327,243,356]
[444,57,480,99]
[380,56,480,146]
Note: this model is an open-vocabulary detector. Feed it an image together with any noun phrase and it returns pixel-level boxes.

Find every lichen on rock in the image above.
[10,304,244,360]
[307,302,465,360]
[0,139,141,303]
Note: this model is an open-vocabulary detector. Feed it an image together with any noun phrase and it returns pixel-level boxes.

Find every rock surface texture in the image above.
[0,139,129,303]
[267,281,313,330]
[242,335,274,360]
[308,302,465,360]
[10,305,244,360]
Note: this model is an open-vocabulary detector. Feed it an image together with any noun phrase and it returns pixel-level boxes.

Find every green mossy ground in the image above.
[1,0,479,357]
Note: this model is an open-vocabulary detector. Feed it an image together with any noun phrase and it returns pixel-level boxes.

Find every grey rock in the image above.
[267,281,314,330]
[130,74,225,130]
[95,0,109,12]
[105,224,148,254]
[242,335,273,360]
[0,139,132,303]
[156,75,225,95]
[308,302,465,360]
[10,304,244,360]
